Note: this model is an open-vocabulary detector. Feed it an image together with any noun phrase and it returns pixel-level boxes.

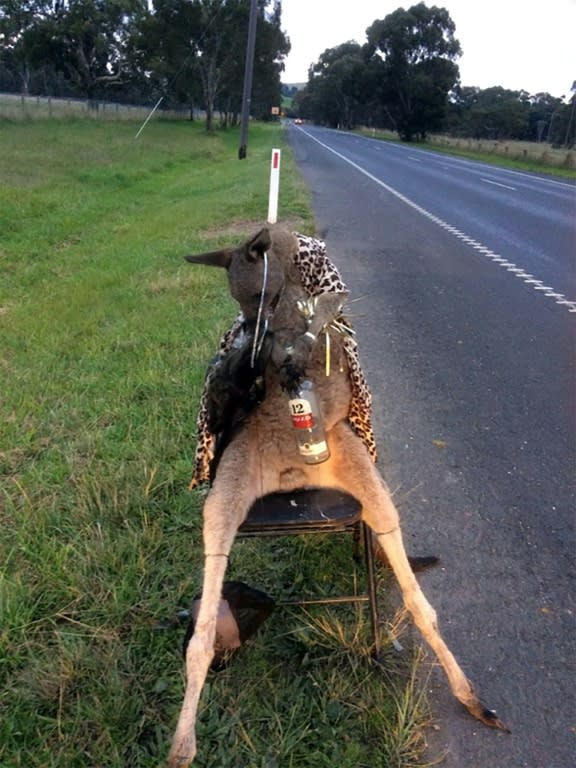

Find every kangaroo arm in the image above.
[305,292,348,337]
[271,292,348,388]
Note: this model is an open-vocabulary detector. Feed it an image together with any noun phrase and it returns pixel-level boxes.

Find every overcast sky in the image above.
[280,0,576,99]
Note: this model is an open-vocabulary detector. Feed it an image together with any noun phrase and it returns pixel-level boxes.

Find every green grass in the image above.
[0,118,429,767]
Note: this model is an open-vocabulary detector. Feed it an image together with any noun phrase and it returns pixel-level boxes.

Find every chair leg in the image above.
[362,522,381,657]
[352,522,362,563]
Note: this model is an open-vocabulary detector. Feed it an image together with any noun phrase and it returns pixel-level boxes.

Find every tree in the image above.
[526,91,573,145]
[129,0,203,112]
[447,86,530,140]
[303,42,367,128]
[366,2,461,140]
[250,0,289,120]
[548,93,576,148]
[133,0,289,130]
[527,92,561,141]
[196,0,288,129]
[0,1,57,94]
[3,0,147,101]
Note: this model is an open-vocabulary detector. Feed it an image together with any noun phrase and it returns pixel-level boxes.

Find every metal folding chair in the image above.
[238,487,381,655]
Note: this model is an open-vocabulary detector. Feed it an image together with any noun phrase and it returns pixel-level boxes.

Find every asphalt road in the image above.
[286,124,576,768]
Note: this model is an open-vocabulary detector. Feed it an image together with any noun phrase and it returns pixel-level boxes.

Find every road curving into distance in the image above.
[287,123,575,768]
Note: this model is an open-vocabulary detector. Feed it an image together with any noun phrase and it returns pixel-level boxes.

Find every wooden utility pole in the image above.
[238,0,258,159]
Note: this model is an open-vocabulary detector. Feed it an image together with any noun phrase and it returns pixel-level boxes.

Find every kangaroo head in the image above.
[185,227,299,325]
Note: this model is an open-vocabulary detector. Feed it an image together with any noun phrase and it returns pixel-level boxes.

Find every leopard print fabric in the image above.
[188,234,376,489]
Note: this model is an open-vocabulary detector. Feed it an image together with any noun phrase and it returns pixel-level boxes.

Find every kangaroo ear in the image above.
[246,228,271,262]
[184,248,233,269]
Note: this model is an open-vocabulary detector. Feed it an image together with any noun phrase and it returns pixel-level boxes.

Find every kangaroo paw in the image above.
[467,699,510,733]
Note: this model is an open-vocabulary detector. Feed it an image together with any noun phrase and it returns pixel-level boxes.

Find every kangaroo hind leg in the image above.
[169,439,263,767]
[329,424,508,731]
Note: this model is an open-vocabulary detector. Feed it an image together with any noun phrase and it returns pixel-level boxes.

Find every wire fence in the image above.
[0,92,190,121]
[359,127,575,170]
[428,135,575,170]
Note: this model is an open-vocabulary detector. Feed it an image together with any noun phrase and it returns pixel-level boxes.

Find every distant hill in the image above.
[282,83,306,93]
[281,83,306,114]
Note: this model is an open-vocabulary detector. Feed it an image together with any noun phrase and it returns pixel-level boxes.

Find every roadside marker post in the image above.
[267,148,281,224]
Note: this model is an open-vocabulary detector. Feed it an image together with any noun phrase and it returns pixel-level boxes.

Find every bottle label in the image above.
[288,397,315,429]
[300,439,328,457]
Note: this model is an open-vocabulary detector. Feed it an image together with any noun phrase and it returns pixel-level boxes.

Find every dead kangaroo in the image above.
[169,226,508,766]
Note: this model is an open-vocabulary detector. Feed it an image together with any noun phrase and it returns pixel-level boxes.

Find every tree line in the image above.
[0,0,288,130]
[290,3,575,147]
[1,1,574,145]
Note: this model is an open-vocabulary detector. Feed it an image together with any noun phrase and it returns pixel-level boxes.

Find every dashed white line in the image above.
[301,129,576,314]
[481,177,517,191]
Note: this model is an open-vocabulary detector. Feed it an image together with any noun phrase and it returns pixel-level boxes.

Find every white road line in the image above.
[301,128,576,315]
[481,178,517,191]
[345,129,576,190]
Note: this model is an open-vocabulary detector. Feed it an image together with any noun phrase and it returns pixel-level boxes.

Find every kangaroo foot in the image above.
[466,698,510,733]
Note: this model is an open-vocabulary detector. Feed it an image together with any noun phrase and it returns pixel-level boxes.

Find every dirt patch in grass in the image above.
[198,215,312,241]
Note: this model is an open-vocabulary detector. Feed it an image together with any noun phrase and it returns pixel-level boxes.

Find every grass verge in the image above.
[0,118,429,767]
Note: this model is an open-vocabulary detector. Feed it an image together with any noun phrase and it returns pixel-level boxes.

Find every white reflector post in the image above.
[267,148,281,224]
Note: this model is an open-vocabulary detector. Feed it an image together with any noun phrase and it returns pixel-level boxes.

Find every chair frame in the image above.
[238,487,381,655]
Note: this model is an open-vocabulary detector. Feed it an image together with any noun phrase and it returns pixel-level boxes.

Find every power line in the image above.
[134,0,229,139]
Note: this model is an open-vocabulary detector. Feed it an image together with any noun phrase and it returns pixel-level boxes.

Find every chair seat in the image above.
[239,487,362,536]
